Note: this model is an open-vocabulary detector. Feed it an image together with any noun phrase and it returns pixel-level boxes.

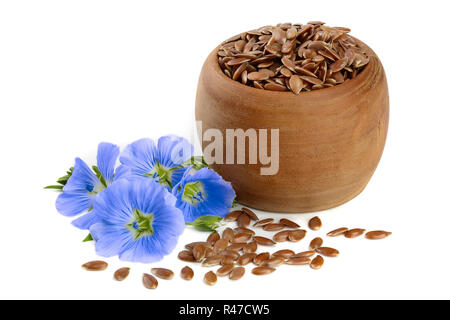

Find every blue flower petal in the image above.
[90,222,133,258]
[173,167,236,222]
[63,158,99,193]
[157,135,193,168]
[119,138,157,176]
[56,191,93,217]
[97,142,120,183]
[71,210,99,230]
[113,165,132,181]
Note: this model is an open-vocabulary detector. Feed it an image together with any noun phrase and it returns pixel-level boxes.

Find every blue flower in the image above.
[172,167,236,223]
[89,178,185,263]
[118,135,193,190]
[55,142,130,229]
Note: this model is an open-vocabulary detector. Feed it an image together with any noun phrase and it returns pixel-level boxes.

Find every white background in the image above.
[1,0,449,300]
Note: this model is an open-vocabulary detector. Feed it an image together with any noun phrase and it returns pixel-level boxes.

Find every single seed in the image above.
[221,250,240,260]
[225,210,243,222]
[316,247,339,257]
[308,216,322,230]
[207,231,220,245]
[288,230,307,242]
[237,253,257,266]
[310,255,324,270]
[202,255,224,267]
[222,228,235,241]
[204,271,218,286]
[213,238,229,251]
[228,243,246,251]
[185,241,210,250]
[286,257,311,265]
[252,267,276,275]
[237,213,251,227]
[253,218,274,227]
[221,255,235,266]
[82,260,108,271]
[242,241,257,253]
[233,227,255,236]
[113,267,130,281]
[254,236,276,246]
[241,207,259,221]
[345,228,366,238]
[142,273,158,289]
[180,266,194,280]
[273,230,291,242]
[309,237,323,250]
[193,244,207,261]
[279,218,300,228]
[365,230,392,240]
[292,251,316,258]
[205,247,214,258]
[151,268,174,280]
[232,233,252,243]
[253,252,271,266]
[327,227,348,237]
[263,256,285,268]
[178,250,195,262]
[229,267,246,280]
[216,265,234,277]
[272,249,295,259]
[263,223,285,231]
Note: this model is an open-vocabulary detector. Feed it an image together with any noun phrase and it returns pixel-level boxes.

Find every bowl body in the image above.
[195,40,389,213]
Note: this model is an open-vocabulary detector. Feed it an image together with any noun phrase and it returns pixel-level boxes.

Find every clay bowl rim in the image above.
[207,37,379,110]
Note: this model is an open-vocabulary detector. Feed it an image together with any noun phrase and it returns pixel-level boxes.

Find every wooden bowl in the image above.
[195,39,389,213]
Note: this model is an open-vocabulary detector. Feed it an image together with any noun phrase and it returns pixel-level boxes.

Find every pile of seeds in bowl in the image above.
[82,207,391,289]
[217,21,370,94]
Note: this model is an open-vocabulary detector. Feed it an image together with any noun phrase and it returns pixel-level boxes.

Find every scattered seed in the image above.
[344,228,366,238]
[185,241,210,250]
[151,268,174,280]
[82,260,108,271]
[229,267,246,280]
[178,250,195,262]
[365,230,392,240]
[237,213,251,227]
[242,241,257,253]
[279,218,300,228]
[216,265,234,277]
[252,267,276,275]
[327,227,348,237]
[143,273,158,289]
[263,223,285,231]
[202,255,224,267]
[263,256,285,268]
[292,250,316,258]
[213,238,229,251]
[310,255,324,270]
[309,237,323,250]
[221,250,240,260]
[316,247,339,257]
[253,252,271,266]
[273,230,291,242]
[288,229,307,242]
[253,218,274,227]
[232,232,252,243]
[272,249,295,259]
[254,236,276,246]
[233,227,256,236]
[207,231,220,245]
[228,243,246,251]
[193,244,207,261]
[221,256,235,266]
[237,253,257,266]
[286,257,311,265]
[180,266,194,280]
[241,207,259,221]
[204,271,218,286]
[308,216,322,230]
[225,210,243,222]
[222,228,235,241]
[113,267,130,281]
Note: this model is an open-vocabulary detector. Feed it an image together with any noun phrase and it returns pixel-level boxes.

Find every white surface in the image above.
[1,0,449,300]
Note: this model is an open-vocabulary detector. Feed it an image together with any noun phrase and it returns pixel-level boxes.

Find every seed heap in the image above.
[217,22,370,94]
[81,208,391,289]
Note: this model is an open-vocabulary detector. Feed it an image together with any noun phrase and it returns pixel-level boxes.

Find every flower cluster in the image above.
[51,135,236,263]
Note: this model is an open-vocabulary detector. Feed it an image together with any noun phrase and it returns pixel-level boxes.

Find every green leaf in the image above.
[232,198,239,208]
[44,167,74,192]
[82,233,94,242]
[91,165,107,187]
[186,216,223,232]
[170,156,209,172]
